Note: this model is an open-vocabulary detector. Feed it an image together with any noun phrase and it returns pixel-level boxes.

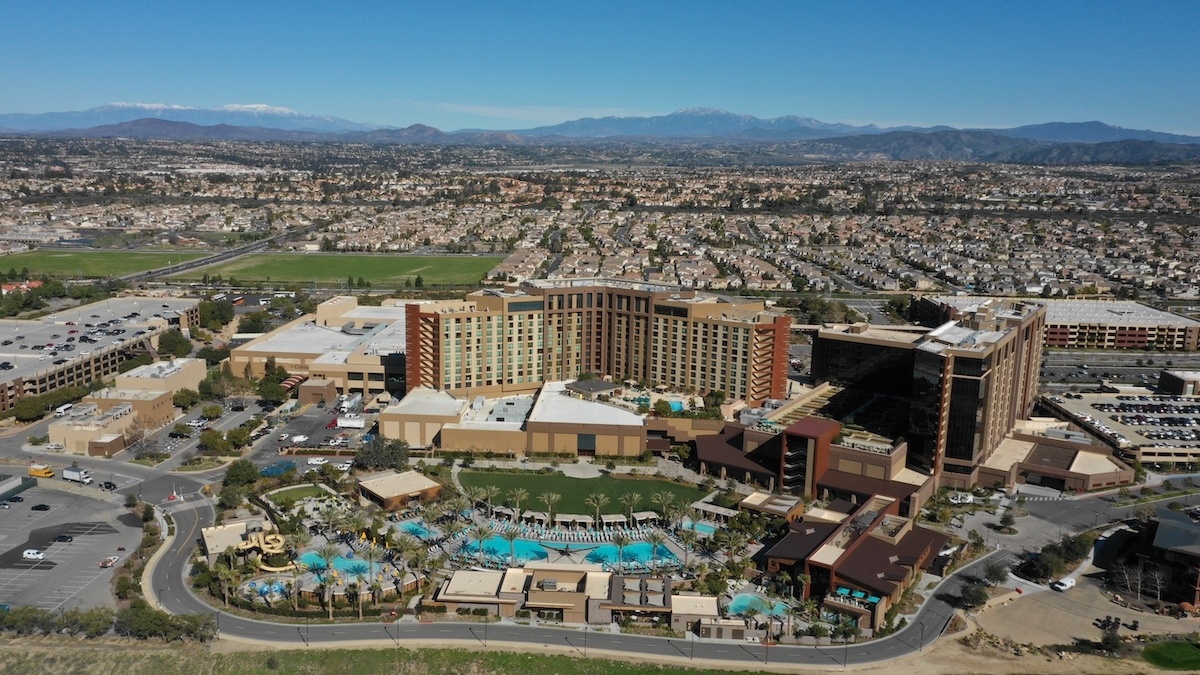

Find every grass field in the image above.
[171,253,503,286]
[0,642,770,675]
[268,484,328,502]
[1142,641,1200,670]
[0,250,206,278]
[458,470,706,517]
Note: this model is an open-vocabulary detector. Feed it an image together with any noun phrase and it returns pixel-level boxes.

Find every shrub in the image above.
[472,607,489,616]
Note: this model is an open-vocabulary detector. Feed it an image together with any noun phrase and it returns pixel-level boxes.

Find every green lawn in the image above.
[458,470,706,517]
[1143,641,1200,670]
[171,253,503,286]
[268,484,328,502]
[0,250,206,278]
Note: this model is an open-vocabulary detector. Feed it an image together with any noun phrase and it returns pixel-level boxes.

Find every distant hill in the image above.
[986,121,1200,145]
[0,103,378,133]
[8,108,1200,165]
[517,107,912,138]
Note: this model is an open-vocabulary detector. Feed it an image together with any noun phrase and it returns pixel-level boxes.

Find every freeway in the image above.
[150,494,1004,665]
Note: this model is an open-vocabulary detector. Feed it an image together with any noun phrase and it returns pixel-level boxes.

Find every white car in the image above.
[306,457,328,466]
[947,492,974,505]
[333,461,352,472]
[291,435,309,445]
[186,420,206,428]
[277,433,290,442]
[22,549,45,560]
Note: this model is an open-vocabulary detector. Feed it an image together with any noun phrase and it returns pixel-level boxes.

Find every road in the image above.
[150,491,1003,665]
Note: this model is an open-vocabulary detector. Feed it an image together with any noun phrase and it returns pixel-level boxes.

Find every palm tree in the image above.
[502,529,521,565]
[469,524,495,565]
[723,531,749,562]
[359,545,384,606]
[315,542,342,620]
[315,504,339,536]
[448,496,471,521]
[464,486,485,511]
[216,564,239,608]
[585,493,610,525]
[424,503,446,525]
[678,529,698,569]
[341,512,370,542]
[786,604,803,638]
[611,532,631,575]
[643,531,666,573]
[287,531,312,610]
[539,492,561,523]
[795,573,811,599]
[482,485,502,517]
[650,491,675,520]
[443,519,466,544]
[507,487,529,517]
[261,576,278,609]
[619,493,641,522]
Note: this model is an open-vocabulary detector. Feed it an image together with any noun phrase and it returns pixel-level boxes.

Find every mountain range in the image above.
[3,104,1199,164]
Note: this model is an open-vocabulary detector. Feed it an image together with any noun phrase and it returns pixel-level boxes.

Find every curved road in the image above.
[151,498,1000,666]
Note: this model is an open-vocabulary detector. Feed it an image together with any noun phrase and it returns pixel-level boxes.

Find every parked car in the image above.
[99,556,120,568]
[306,457,328,466]
[333,461,353,472]
[53,534,73,543]
[22,549,45,560]
[99,481,118,491]
[31,504,50,511]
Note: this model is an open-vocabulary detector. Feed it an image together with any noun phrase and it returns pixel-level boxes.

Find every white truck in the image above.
[340,393,363,414]
[63,466,94,485]
[336,415,366,429]
[290,435,309,445]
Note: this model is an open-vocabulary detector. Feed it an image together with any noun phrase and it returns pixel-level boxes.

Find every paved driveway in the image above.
[976,571,1199,644]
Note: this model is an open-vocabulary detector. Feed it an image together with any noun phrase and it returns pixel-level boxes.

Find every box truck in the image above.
[63,466,94,485]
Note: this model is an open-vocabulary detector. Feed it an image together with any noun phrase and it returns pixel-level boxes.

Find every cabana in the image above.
[631,511,660,524]
[522,510,549,524]
[601,514,627,529]
[493,506,516,520]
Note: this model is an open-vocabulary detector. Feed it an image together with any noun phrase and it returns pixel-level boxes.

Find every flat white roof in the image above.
[242,322,361,354]
[385,387,466,418]
[527,381,645,427]
[357,470,440,499]
[671,594,720,617]
[1070,451,1125,475]
[932,296,1199,328]
[442,570,504,599]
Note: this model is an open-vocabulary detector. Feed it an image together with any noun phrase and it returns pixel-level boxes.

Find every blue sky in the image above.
[2,1,1198,134]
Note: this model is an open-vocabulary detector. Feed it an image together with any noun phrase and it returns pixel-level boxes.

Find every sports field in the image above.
[458,470,706,516]
[172,253,503,286]
[0,250,206,278]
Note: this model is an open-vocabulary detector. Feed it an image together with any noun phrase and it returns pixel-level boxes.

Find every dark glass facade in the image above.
[812,337,914,396]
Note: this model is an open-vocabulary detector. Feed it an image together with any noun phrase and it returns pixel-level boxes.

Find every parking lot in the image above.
[252,403,374,468]
[1046,391,1200,452]
[0,487,142,612]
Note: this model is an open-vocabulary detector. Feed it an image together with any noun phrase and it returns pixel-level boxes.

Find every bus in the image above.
[54,404,73,417]
[210,293,227,302]
[231,296,246,306]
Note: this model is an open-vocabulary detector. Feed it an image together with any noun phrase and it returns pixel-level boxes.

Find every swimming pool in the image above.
[727,593,790,617]
[681,518,718,535]
[297,551,383,579]
[398,520,433,540]
[461,537,678,567]
[668,400,684,412]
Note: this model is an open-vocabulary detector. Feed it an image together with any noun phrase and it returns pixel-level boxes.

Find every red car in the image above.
[326,420,338,429]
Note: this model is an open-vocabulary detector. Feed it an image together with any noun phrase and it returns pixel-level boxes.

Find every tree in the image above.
[539,492,561,522]
[507,487,528,516]
[157,329,193,358]
[959,583,989,609]
[482,485,501,517]
[257,380,287,406]
[984,560,1008,586]
[585,492,610,525]
[653,399,673,417]
[352,437,409,471]
[619,493,642,521]
[173,388,201,409]
[644,531,667,573]
[611,532,631,574]
[650,491,675,519]
[1100,627,1121,652]
[469,524,495,565]
[170,423,193,438]
[201,404,224,420]
[414,275,424,289]
[678,528,698,569]
[198,429,232,455]
[196,346,230,366]
[502,529,521,564]
[999,509,1016,531]
[314,543,342,620]
[223,459,260,488]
